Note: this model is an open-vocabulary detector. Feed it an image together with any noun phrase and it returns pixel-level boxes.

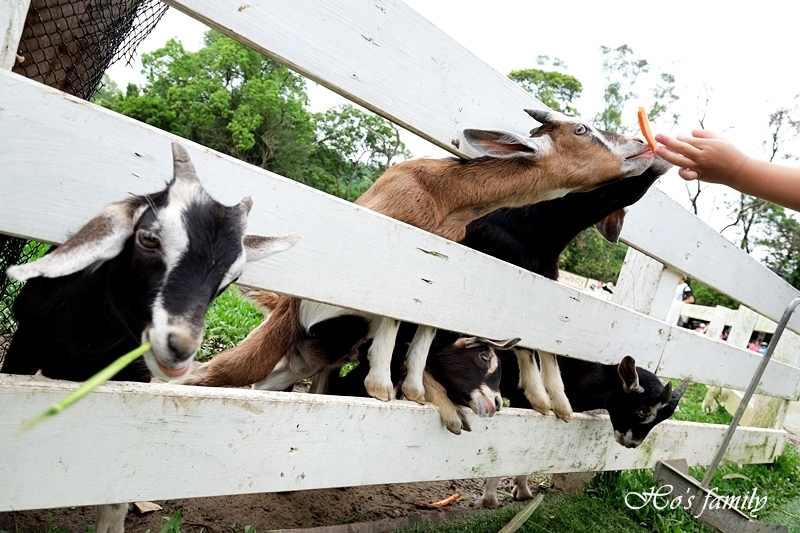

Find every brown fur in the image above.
[186,116,650,388]
[184,296,300,387]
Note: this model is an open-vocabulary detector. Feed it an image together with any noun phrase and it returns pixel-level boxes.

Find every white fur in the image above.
[401,324,437,404]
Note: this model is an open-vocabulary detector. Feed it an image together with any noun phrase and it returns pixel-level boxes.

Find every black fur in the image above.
[2,185,249,382]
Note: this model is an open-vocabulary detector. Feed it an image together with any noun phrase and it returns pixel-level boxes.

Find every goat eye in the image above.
[635,409,646,419]
[480,352,492,363]
[137,231,161,250]
[574,124,588,135]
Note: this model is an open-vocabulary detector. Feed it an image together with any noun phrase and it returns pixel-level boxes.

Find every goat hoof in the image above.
[512,484,534,501]
[401,381,426,405]
[364,377,394,402]
[480,495,499,509]
[555,411,572,422]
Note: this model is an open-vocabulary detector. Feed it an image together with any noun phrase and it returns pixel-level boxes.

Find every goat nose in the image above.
[495,396,502,411]
[168,332,197,359]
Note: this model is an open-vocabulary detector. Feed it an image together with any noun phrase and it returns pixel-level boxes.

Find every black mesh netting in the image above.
[0,0,168,361]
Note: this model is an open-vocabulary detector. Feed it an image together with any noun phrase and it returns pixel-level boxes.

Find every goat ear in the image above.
[454,336,521,350]
[6,198,148,282]
[594,208,628,244]
[463,129,549,160]
[618,355,644,394]
[661,381,673,402]
[243,233,301,262]
[237,196,254,215]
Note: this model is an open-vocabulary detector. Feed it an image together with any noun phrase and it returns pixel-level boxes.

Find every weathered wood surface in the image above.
[0,0,29,69]
[1,70,798,399]
[0,375,786,512]
[160,0,800,335]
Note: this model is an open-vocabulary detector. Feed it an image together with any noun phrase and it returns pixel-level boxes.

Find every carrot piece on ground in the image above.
[414,493,461,509]
[637,107,657,150]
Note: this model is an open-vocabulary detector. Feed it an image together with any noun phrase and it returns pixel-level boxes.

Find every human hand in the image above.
[654,130,749,187]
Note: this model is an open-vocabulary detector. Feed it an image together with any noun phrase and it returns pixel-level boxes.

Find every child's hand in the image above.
[654,130,749,187]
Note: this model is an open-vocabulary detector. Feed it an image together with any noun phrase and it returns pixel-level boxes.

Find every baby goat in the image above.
[2,143,299,533]
[230,291,518,434]
[183,109,660,410]
[480,353,689,508]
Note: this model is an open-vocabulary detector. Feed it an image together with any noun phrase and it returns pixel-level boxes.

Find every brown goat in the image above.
[183,108,659,410]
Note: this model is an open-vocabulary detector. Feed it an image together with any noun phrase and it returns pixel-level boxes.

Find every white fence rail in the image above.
[0,0,798,512]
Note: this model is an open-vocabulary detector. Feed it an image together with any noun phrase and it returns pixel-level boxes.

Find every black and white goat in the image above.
[2,143,300,533]
[479,353,689,508]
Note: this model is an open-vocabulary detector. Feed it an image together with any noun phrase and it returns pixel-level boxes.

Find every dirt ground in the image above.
[0,477,539,532]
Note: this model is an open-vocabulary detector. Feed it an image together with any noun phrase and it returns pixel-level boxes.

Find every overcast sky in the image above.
[107,0,800,236]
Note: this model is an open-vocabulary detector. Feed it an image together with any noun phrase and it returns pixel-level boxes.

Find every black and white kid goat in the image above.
[2,143,300,533]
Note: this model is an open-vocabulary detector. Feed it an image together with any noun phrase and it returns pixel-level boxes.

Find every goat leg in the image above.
[515,348,551,415]
[95,503,129,533]
[539,350,572,422]
[181,296,300,387]
[480,477,501,509]
[364,316,400,401]
[401,324,436,404]
[512,475,534,501]
[422,370,471,434]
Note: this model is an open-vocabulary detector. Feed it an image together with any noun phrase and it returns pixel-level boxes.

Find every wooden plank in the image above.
[1,71,799,399]
[612,248,678,319]
[163,0,546,159]
[621,188,800,334]
[0,375,787,512]
[0,0,29,70]
[159,0,800,335]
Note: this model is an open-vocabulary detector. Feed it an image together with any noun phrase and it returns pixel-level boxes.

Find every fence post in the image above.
[613,248,680,320]
[0,0,30,70]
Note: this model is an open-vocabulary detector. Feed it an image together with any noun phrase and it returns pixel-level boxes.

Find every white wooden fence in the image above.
[1,0,798,513]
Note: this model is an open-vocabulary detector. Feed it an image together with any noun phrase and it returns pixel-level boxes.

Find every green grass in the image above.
[198,286,265,361]
[397,492,653,533]
[403,381,800,533]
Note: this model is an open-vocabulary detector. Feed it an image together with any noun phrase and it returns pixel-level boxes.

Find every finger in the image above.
[654,145,686,166]
[677,167,700,181]
[691,129,721,139]
[656,133,702,160]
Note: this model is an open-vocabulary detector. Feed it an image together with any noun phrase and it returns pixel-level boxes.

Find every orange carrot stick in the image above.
[637,107,657,151]
[414,493,461,509]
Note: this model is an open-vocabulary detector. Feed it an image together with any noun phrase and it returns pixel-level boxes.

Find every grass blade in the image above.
[498,493,545,533]
[17,342,152,434]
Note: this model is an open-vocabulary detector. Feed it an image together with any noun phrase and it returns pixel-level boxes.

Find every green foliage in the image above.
[688,279,738,309]
[316,104,411,200]
[594,44,679,134]
[198,286,264,361]
[103,31,407,201]
[667,381,733,425]
[757,206,800,290]
[508,56,582,115]
[559,227,628,282]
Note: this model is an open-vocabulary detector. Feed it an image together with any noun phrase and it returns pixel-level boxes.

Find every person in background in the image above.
[654,130,800,211]
[674,275,694,327]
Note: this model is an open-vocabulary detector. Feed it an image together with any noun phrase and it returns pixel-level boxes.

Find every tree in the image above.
[594,45,679,134]
[757,206,800,290]
[103,31,407,201]
[723,105,800,251]
[508,56,582,115]
[558,227,628,283]
[316,104,411,201]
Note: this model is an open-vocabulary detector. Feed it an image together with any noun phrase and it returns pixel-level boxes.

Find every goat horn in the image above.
[171,143,200,183]
[524,108,552,125]
[673,380,691,400]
